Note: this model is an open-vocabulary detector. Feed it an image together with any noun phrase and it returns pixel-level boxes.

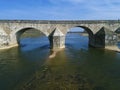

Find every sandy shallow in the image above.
[0,44,18,50]
[105,46,120,52]
[49,48,65,59]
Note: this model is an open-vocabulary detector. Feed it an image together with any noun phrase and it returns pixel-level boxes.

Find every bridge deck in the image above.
[0,20,120,24]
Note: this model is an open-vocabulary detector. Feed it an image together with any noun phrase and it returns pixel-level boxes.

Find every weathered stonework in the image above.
[0,20,120,51]
[49,28,65,49]
[0,28,9,47]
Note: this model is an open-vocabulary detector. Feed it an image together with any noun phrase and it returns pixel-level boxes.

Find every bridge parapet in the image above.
[0,20,120,24]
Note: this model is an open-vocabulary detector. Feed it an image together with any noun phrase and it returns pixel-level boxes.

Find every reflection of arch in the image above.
[67,26,94,46]
[15,27,47,45]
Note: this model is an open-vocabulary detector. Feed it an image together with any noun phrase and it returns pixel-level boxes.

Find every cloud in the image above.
[0,0,120,20]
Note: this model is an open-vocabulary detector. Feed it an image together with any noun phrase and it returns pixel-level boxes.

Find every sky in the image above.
[0,0,120,20]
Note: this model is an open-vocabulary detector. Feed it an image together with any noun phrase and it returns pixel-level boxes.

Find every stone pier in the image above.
[49,28,65,49]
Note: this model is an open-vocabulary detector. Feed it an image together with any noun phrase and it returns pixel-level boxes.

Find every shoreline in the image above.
[0,44,18,50]
[105,46,120,52]
[0,44,120,53]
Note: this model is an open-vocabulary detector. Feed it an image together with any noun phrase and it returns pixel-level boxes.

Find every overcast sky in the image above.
[0,0,120,20]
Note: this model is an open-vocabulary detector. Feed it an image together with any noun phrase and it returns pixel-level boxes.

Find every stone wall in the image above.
[0,30,9,47]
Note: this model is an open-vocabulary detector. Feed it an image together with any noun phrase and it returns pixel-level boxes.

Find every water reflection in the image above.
[20,36,49,51]
[65,33,88,50]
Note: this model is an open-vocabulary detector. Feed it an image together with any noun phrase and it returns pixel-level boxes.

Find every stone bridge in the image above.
[0,20,120,51]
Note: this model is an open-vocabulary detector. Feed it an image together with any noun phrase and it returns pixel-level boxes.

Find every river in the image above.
[0,33,120,90]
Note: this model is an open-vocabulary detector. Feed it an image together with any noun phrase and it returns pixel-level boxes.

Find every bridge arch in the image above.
[15,27,48,45]
[66,26,94,48]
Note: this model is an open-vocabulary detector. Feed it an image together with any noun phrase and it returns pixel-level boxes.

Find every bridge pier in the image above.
[48,28,65,50]
[88,27,119,51]
[88,27,105,48]
[105,32,119,51]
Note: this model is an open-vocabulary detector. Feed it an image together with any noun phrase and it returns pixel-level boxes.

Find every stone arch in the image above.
[66,25,94,47]
[14,26,48,36]
[15,27,48,45]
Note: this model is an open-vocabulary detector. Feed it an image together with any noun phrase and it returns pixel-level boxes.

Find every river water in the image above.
[0,33,120,90]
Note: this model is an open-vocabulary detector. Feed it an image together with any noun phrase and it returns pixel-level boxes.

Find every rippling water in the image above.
[0,33,120,90]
